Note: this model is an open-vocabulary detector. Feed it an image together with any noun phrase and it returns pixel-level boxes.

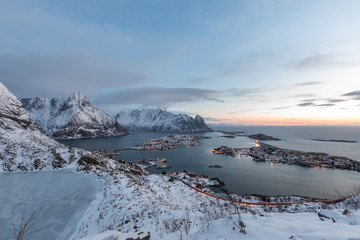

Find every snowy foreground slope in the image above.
[73,161,360,240]
[21,93,127,139]
[116,108,212,132]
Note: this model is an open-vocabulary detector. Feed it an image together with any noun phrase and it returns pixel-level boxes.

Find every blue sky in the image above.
[1,0,360,125]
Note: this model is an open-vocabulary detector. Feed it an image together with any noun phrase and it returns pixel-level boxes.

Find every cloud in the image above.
[329,99,345,103]
[289,93,319,99]
[293,81,322,87]
[286,53,359,70]
[343,90,360,96]
[287,53,334,69]
[0,52,150,98]
[298,102,315,107]
[228,108,259,114]
[297,99,337,108]
[223,88,262,97]
[342,90,360,100]
[0,2,133,54]
[204,117,229,122]
[191,62,250,84]
[93,86,261,114]
[191,51,275,84]
[270,106,292,110]
[317,103,335,107]
[94,87,224,109]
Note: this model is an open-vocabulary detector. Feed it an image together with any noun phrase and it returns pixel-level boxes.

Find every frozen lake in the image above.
[0,168,102,240]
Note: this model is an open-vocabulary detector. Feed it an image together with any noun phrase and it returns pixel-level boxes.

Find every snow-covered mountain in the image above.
[115,108,212,132]
[0,82,84,171]
[21,93,128,139]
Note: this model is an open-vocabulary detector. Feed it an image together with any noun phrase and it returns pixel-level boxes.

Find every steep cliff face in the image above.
[21,93,128,139]
[0,82,83,172]
[115,108,212,132]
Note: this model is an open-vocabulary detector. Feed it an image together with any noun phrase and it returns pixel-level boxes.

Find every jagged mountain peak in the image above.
[115,108,211,133]
[21,93,128,139]
[67,92,90,107]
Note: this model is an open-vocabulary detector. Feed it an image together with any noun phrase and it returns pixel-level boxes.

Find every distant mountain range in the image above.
[115,108,212,133]
[20,93,211,138]
[21,93,128,139]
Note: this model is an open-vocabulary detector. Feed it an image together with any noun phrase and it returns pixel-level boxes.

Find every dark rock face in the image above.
[51,150,67,169]
[0,92,37,131]
[209,164,223,168]
[21,93,128,139]
[115,108,212,133]
[248,133,281,141]
[0,82,83,171]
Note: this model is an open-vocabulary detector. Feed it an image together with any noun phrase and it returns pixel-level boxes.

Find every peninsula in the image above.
[212,142,360,171]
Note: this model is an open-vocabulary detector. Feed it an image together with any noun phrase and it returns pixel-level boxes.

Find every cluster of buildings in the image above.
[131,134,201,151]
[167,170,224,194]
[138,158,171,169]
[212,146,251,157]
[213,142,360,171]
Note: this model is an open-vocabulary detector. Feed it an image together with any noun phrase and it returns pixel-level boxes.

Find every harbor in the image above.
[138,158,172,169]
[61,131,360,198]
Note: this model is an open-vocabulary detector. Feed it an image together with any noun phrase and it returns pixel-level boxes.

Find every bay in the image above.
[59,126,360,199]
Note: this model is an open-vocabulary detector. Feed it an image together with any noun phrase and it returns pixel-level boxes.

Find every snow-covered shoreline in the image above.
[70,158,360,240]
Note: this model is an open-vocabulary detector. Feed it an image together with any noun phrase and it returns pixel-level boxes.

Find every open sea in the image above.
[59,125,360,199]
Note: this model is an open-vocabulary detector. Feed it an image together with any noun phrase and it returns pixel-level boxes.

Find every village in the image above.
[127,159,227,197]
[138,157,171,169]
[212,141,360,171]
[130,134,202,151]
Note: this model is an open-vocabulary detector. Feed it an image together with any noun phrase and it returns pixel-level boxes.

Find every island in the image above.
[130,134,201,151]
[209,164,223,168]
[212,142,360,171]
[308,139,358,143]
[248,133,281,141]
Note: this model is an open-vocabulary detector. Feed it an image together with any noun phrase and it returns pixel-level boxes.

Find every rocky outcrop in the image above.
[115,108,212,133]
[21,93,128,139]
[0,82,84,171]
[248,133,281,141]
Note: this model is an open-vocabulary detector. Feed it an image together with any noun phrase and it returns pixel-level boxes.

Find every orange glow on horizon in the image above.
[207,116,360,126]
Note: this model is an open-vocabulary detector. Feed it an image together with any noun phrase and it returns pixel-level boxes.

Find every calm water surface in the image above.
[60,127,360,199]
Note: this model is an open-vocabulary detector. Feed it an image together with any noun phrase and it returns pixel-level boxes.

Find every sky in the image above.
[1,0,360,125]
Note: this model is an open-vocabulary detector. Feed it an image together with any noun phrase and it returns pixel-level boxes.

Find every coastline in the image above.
[70,156,360,240]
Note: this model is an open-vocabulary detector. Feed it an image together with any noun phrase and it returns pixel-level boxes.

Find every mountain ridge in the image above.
[115,108,212,132]
[21,93,128,139]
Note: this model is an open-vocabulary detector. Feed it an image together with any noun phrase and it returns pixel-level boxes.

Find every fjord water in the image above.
[0,169,102,240]
[60,126,360,199]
